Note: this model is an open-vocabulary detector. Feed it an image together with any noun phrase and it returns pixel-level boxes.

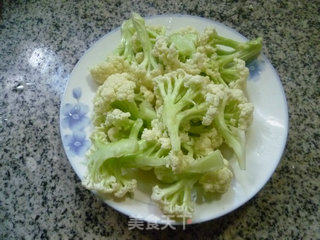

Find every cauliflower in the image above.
[90,125,109,143]
[151,178,196,218]
[203,84,253,169]
[168,27,198,62]
[196,27,262,89]
[82,120,142,197]
[154,70,210,154]
[139,85,154,103]
[152,149,227,218]
[141,119,171,149]
[153,69,253,171]
[93,72,156,126]
[103,109,134,141]
[227,58,250,90]
[199,160,233,194]
[83,119,169,197]
[131,13,158,72]
[153,35,203,75]
[194,128,223,157]
[90,56,131,84]
[153,36,181,72]
[84,13,262,220]
[105,109,131,128]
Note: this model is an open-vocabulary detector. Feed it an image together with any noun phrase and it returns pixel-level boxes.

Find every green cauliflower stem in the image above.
[168,30,197,62]
[154,69,210,153]
[117,19,136,63]
[147,25,166,44]
[132,13,158,72]
[131,25,166,54]
[154,150,226,182]
[200,27,262,63]
[82,119,142,197]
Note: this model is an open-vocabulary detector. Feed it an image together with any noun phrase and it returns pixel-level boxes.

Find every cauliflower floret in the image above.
[194,128,223,156]
[153,36,207,76]
[141,119,171,149]
[93,73,136,125]
[228,58,249,90]
[197,45,217,57]
[202,84,253,169]
[82,172,137,198]
[151,178,196,218]
[228,88,254,130]
[197,27,217,46]
[99,73,135,102]
[90,125,109,143]
[90,56,131,84]
[183,72,210,88]
[82,174,119,194]
[199,160,233,194]
[91,109,137,143]
[105,109,131,128]
[184,52,208,74]
[113,179,137,198]
[134,51,144,64]
[238,103,254,130]
[153,36,181,72]
[202,84,227,126]
[140,85,155,103]
[201,84,253,129]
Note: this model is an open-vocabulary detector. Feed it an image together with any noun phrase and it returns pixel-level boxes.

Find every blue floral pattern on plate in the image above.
[61,103,90,130]
[63,131,90,156]
[247,58,265,81]
[62,87,90,156]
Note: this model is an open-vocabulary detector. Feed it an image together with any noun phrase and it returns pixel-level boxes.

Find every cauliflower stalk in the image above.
[208,84,254,169]
[199,28,262,89]
[155,70,210,154]
[83,119,169,197]
[152,150,231,218]
[151,178,197,218]
[83,13,262,220]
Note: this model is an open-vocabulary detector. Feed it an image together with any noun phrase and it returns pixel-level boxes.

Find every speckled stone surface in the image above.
[0,0,319,239]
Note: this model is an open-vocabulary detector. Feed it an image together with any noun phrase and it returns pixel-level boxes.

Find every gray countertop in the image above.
[0,0,319,239]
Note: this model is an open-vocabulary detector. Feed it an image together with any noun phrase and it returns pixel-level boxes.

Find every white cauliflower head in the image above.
[90,56,131,84]
[93,73,136,125]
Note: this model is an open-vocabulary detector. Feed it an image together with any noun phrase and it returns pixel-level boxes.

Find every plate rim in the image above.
[59,14,289,225]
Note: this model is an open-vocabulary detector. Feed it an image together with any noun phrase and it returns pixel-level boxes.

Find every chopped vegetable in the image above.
[83,13,261,219]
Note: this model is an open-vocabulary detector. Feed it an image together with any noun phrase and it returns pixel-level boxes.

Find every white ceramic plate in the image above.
[60,15,288,225]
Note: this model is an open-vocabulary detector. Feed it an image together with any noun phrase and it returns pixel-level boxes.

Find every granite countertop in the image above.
[0,0,319,239]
